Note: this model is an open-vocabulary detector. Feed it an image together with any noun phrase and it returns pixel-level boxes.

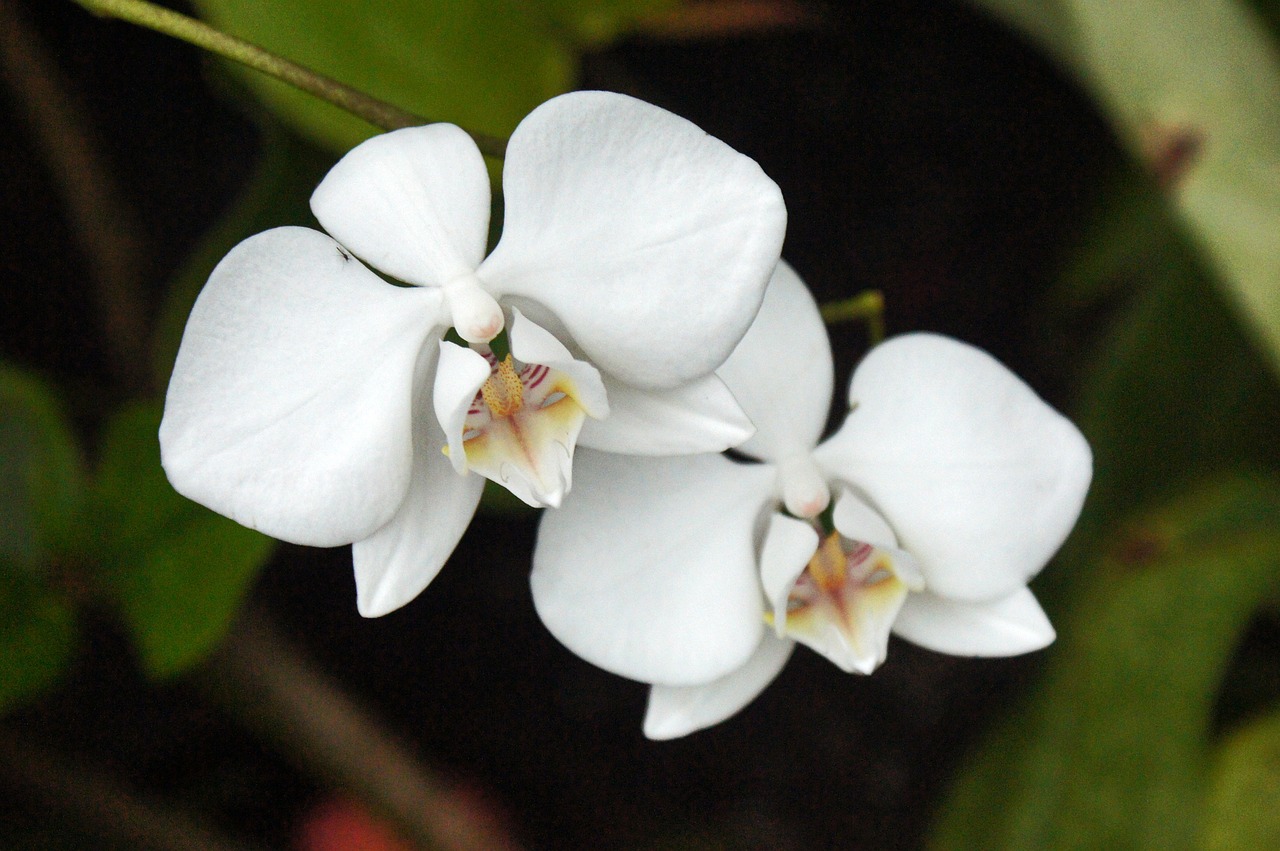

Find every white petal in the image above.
[432,342,494,475]
[832,490,923,590]
[643,633,794,740]
[352,407,485,617]
[480,91,786,389]
[718,261,834,462]
[508,308,608,418]
[310,124,490,288]
[815,333,1092,601]
[577,373,754,456]
[832,488,898,550]
[531,449,775,685]
[160,227,443,547]
[892,587,1056,657]
[758,512,820,636]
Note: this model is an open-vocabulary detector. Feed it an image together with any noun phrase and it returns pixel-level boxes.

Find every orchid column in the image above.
[160,92,786,617]
[532,263,1093,738]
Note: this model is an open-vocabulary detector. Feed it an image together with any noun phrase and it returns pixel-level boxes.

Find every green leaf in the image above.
[0,365,82,712]
[93,403,275,678]
[192,0,578,151]
[0,573,76,715]
[1203,709,1280,851]
[190,0,677,152]
[115,509,274,678]
[0,364,85,570]
[928,476,1280,851]
[1049,167,1280,563]
[150,127,334,388]
[540,0,678,45]
[972,0,1280,376]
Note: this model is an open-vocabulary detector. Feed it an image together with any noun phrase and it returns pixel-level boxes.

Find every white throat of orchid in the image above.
[433,308,609,509]
[760,488,924,675]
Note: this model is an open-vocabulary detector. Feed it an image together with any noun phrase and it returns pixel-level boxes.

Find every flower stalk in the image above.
[69,0,508,159]
[820,289,885,343]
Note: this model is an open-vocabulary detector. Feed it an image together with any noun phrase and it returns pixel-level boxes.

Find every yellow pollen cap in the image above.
[480,355,525,418]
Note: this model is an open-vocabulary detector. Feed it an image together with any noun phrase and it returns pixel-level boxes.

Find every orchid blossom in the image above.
[531,262,1092,739]
[160,91,786,617]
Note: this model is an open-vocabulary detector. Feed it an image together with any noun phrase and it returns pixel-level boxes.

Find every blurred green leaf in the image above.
[1052,164,1180,310]
[0,573,76,715]
[150,127,334,388]
[1252,0,1280,39]
[0,364,85,569]
[93,403,275,679]
[1203,709,1280,850]
[929,476,1280,851]
[540,0,678,44]
[191,1,676,152]
[1071,262,1280,552]
[973,0,1280,376]
[116,509,274,678]
[190,0,576,152]
[0,366,81,713]
[1046,166,1280,562]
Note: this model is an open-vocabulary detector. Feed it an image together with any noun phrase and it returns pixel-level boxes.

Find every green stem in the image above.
[70,0,508,159]
[820,290,885,345]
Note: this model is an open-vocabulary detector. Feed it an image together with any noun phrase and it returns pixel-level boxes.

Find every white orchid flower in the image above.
[160,91,786,617]
[531,262,1092,739]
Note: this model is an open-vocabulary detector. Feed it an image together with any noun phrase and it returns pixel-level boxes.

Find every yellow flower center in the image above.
[478,355,525,418]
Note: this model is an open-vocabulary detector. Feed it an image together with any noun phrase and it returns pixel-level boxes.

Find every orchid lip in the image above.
[770,530,922,675]
[447,349,594,507]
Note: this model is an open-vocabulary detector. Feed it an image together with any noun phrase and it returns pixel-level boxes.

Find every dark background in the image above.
[0,1,1116,848]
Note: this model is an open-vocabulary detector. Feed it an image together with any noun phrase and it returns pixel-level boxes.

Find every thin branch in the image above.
[0,728,267,851]
[0,0,151,391]
[821,289,886,344]
[201,603,522,851]
[70,0,508,159]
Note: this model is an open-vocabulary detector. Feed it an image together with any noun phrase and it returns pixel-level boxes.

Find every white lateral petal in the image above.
[432,342,494,475]
[831,488,898,550]
[531,449,774,686]
[352,405,485,617]
[577,373,754,456]
[480,91,786,389]
[160,227,443,547]
[508,308,609,418]
[759,512,820,636]
[815,333,1092,601]
[643,633,795,740]
[310,124,491,287]
[892,586,1056,657]
[718,261,834,462]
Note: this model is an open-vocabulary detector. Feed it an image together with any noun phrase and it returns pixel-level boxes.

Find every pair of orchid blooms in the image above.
[161,91,1092,739]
